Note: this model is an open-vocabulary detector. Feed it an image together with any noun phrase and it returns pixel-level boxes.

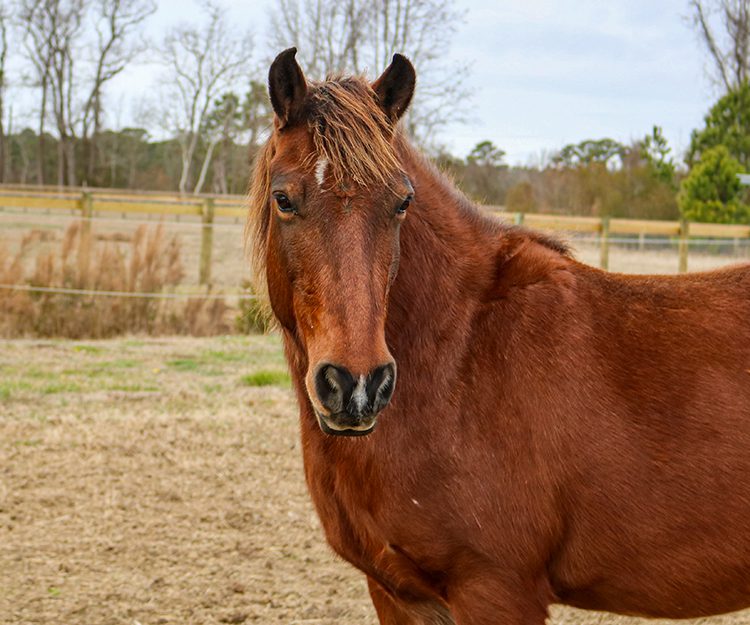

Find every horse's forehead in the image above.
[274,126,316,162]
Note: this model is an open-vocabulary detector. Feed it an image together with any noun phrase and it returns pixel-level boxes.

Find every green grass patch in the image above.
[122,339,146,347]
[41,382,84,394]
[14,438,41,447]
[166,358,201,372]
[72,345,103,354]
[107,383,159,392]
[106,359,138,369]
[61,360,139,378]
[0,380,36,397]
[240,370,290,387]
[202,349,247,363]
[24,367,63,380]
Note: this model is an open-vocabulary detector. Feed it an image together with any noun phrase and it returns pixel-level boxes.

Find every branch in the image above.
[691,0,733,90]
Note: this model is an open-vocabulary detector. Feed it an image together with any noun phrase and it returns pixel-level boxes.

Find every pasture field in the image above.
[2,334,749,625]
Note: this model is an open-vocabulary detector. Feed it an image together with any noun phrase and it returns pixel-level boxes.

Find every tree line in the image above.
[0,0,464,194]
[0,0,747,224]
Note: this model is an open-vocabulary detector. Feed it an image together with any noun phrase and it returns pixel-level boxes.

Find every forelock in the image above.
[306,77,402,188]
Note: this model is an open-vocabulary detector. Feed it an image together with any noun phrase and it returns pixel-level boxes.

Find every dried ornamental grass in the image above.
[0,222,232,338]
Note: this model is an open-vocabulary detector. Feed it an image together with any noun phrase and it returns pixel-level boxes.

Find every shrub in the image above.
[678,146,749,224]
[235,280,272,334]
[506,181,536,213]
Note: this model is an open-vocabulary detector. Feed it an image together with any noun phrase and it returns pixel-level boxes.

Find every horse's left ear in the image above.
[372,54,416,122]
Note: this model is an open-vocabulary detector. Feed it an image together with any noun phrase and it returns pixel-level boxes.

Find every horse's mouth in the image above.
[316,412,377,437]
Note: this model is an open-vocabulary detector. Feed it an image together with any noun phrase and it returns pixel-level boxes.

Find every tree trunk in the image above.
[86,93,101,184]
[0,103,6,184]
[37,78,48,186]
[66,137,77,187]
[193,136,219,195]
[3,104,11,183]
[57,137,65,187]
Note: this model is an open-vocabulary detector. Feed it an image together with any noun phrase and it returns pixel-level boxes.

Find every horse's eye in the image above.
[273,192,294,213]
[397,196,412,215]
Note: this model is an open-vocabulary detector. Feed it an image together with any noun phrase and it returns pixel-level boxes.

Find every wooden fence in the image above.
[0,184,246,285]
[1,184,749,281]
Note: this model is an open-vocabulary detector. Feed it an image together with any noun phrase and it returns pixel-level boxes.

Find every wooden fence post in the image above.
[199,197,215,285]
[599,215,610,271]
[678,219,689,273]
[80,191,93,238]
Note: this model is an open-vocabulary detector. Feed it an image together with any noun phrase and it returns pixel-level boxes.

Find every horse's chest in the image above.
[304,452,444,600]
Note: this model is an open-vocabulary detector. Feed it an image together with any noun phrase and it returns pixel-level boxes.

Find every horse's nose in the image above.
[314,362,396,418]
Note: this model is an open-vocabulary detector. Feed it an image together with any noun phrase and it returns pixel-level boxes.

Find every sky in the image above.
[106,0,718,166]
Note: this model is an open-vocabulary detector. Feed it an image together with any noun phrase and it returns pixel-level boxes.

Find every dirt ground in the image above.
[2,335,750,625]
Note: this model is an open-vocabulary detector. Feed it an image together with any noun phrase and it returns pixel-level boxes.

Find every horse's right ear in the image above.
[268,47,308,129]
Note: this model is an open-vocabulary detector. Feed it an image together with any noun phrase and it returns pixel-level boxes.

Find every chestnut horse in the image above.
[247,48,750,625]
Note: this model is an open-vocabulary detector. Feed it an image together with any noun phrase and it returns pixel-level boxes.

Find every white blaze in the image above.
[351,375,368,413]
[315,157,328,187]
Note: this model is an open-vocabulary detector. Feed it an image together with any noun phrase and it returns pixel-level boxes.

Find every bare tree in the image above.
[19,0,86,186]
[0,5,9,183]
[19,0,55,185]
[204,92,241,194]
[156,1,254,194]
[270,0,368,78]
[245,78,273,168]
[19,0,155,187]
[49,0,86,186]
[268,0,469,148]
[81,0,156,184]
[690,0,750,91]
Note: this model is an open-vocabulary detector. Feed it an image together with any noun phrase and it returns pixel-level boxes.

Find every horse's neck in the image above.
[385,143,499,385]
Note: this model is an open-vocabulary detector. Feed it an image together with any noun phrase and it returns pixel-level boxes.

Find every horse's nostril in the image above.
[314,363,355,414]
[367,362,396,412]
[314,362,395,418]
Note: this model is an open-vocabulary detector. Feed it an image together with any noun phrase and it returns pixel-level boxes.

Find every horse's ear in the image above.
[372,53,416,122]
[268,47,308,129]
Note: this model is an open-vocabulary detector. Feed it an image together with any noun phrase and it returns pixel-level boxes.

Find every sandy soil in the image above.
[2,335,749,625]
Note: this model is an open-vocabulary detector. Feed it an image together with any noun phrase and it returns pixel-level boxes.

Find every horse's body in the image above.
[250,49,750,624]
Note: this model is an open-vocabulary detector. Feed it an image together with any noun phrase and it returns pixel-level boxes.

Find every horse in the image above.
[246,47,750,625]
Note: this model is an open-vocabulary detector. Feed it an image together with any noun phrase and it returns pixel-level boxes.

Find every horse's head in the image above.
[249,48,416,437]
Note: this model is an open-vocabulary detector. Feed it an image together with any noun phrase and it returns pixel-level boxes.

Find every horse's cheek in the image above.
[266,246,296,332]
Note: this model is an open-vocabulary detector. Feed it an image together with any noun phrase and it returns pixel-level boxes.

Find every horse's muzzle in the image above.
[312,361,396,436]
[316,411,378,437]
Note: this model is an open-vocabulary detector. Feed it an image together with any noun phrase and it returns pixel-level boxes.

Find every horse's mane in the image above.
[392,132,571,258]
[245,75,569,306]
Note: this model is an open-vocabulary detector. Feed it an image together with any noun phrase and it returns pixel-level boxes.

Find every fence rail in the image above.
[2,185,749,278]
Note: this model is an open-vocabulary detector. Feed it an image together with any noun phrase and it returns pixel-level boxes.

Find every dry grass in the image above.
[0,222,233,338]
[0,211,250,288]
[1,334,749,625]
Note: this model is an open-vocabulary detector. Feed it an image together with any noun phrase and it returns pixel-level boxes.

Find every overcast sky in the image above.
[110,0,717,166]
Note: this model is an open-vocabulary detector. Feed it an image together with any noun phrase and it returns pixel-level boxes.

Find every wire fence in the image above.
[0,206,244,230]
[0,283,257,300]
